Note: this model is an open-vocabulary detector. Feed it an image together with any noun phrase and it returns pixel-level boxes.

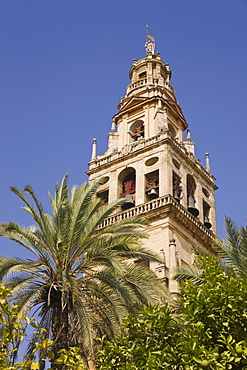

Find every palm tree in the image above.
[0,175,168,368]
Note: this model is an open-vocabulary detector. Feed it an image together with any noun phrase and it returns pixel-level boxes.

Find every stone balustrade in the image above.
[98,194,214,239]
[126,77,175,95]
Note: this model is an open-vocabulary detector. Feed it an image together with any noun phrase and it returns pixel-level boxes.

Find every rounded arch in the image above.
[129,119,145,142]
[118,167,136,210]
[186,174,199,217]
[187,174,196,195]
[168,123,177,139]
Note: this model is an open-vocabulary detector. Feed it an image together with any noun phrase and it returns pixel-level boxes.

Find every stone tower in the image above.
[86,36,217,294]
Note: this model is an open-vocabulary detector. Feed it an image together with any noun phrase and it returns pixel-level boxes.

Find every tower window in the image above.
[134,259,150,268]
[97,189,109,205]
[202,187,210,198]
[118,168,136,210]
[187,175,199,217]
[139,71,147,79]
[173,172,182,202]
[145,170,159,201]
[203,201,211,229]
[168,123,177,139]
[129,120,145,142]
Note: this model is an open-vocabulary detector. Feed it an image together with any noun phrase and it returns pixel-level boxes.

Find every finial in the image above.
[111,118,116,132]
[205,153,210,172]
[145,25,155,54]
[186,129,191,141]
[91,138,97,161]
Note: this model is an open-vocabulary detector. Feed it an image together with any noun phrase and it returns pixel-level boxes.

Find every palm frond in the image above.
[0,257,36,281]
[213,217,247,279]
[173,265,204,285]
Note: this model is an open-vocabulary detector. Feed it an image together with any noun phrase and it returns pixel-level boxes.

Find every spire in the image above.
[205,153,210,172]
[111,118,116,132]
[91,138,97,161]
[145,25,155,54]
[186,129,191,141]
[184,129,195,156]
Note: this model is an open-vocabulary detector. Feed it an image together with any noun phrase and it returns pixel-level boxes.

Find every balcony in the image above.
[98,194,215,242]
[126,77,175,96]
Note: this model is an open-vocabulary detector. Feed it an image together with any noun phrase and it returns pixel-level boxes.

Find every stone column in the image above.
[169,239,179,296]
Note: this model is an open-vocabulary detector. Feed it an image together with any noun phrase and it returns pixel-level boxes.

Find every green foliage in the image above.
[0,284,52,370]
[54,347,87,369]
[0,284,88,369]
[178,254,247,368]
[0,284,26,369]
[0,174,168,366]
[96,304,180,369]
[96,254,247,369]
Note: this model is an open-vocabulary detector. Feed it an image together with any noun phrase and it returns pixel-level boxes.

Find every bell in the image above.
[148,188,159,199]
[187,195,199,217]
[173,190,180,203]
[188,195,195,208]
[122,193,135,210]
[204,216,212,229]
[188,207,199,217]
[204,222,212,229]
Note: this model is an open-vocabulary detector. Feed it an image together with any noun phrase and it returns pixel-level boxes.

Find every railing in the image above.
[127,78,147,91]
[99,195,172,228]
[98,194,214,239]
[126,77,175,95]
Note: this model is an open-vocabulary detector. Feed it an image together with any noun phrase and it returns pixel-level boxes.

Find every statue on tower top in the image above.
[145,25,155,54]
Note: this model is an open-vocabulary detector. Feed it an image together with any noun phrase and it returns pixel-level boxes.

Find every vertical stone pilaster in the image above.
[135,161,145,205]
[169,239,179,295]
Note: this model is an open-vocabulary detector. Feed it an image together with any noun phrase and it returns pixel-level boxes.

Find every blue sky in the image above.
[1,0,247,260]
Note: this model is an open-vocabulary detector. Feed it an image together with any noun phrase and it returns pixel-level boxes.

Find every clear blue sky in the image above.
[1,0,247,260]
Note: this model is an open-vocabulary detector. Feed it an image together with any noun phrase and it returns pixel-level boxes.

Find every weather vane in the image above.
[145,24,155,54]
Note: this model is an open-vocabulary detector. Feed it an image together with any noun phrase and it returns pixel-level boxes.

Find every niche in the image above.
[145,156,159,167]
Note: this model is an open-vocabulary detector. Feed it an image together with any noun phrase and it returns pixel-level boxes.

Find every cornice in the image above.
[87,134,217,188]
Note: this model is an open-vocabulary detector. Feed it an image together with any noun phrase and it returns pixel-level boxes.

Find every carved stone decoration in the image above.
[145,39,155,54]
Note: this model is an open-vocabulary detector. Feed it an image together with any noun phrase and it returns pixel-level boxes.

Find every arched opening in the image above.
[187,175,199,217]
[168,123,176,139]
[97,189,109,205]
[203,201,211,229]
[118,167,136,210]
[139,71,147,79]
[129,120,145,142]
[173,172,182,203]
[145,170,159,201]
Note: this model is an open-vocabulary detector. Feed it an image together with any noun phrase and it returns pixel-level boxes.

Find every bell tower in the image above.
[86,35,217,294]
